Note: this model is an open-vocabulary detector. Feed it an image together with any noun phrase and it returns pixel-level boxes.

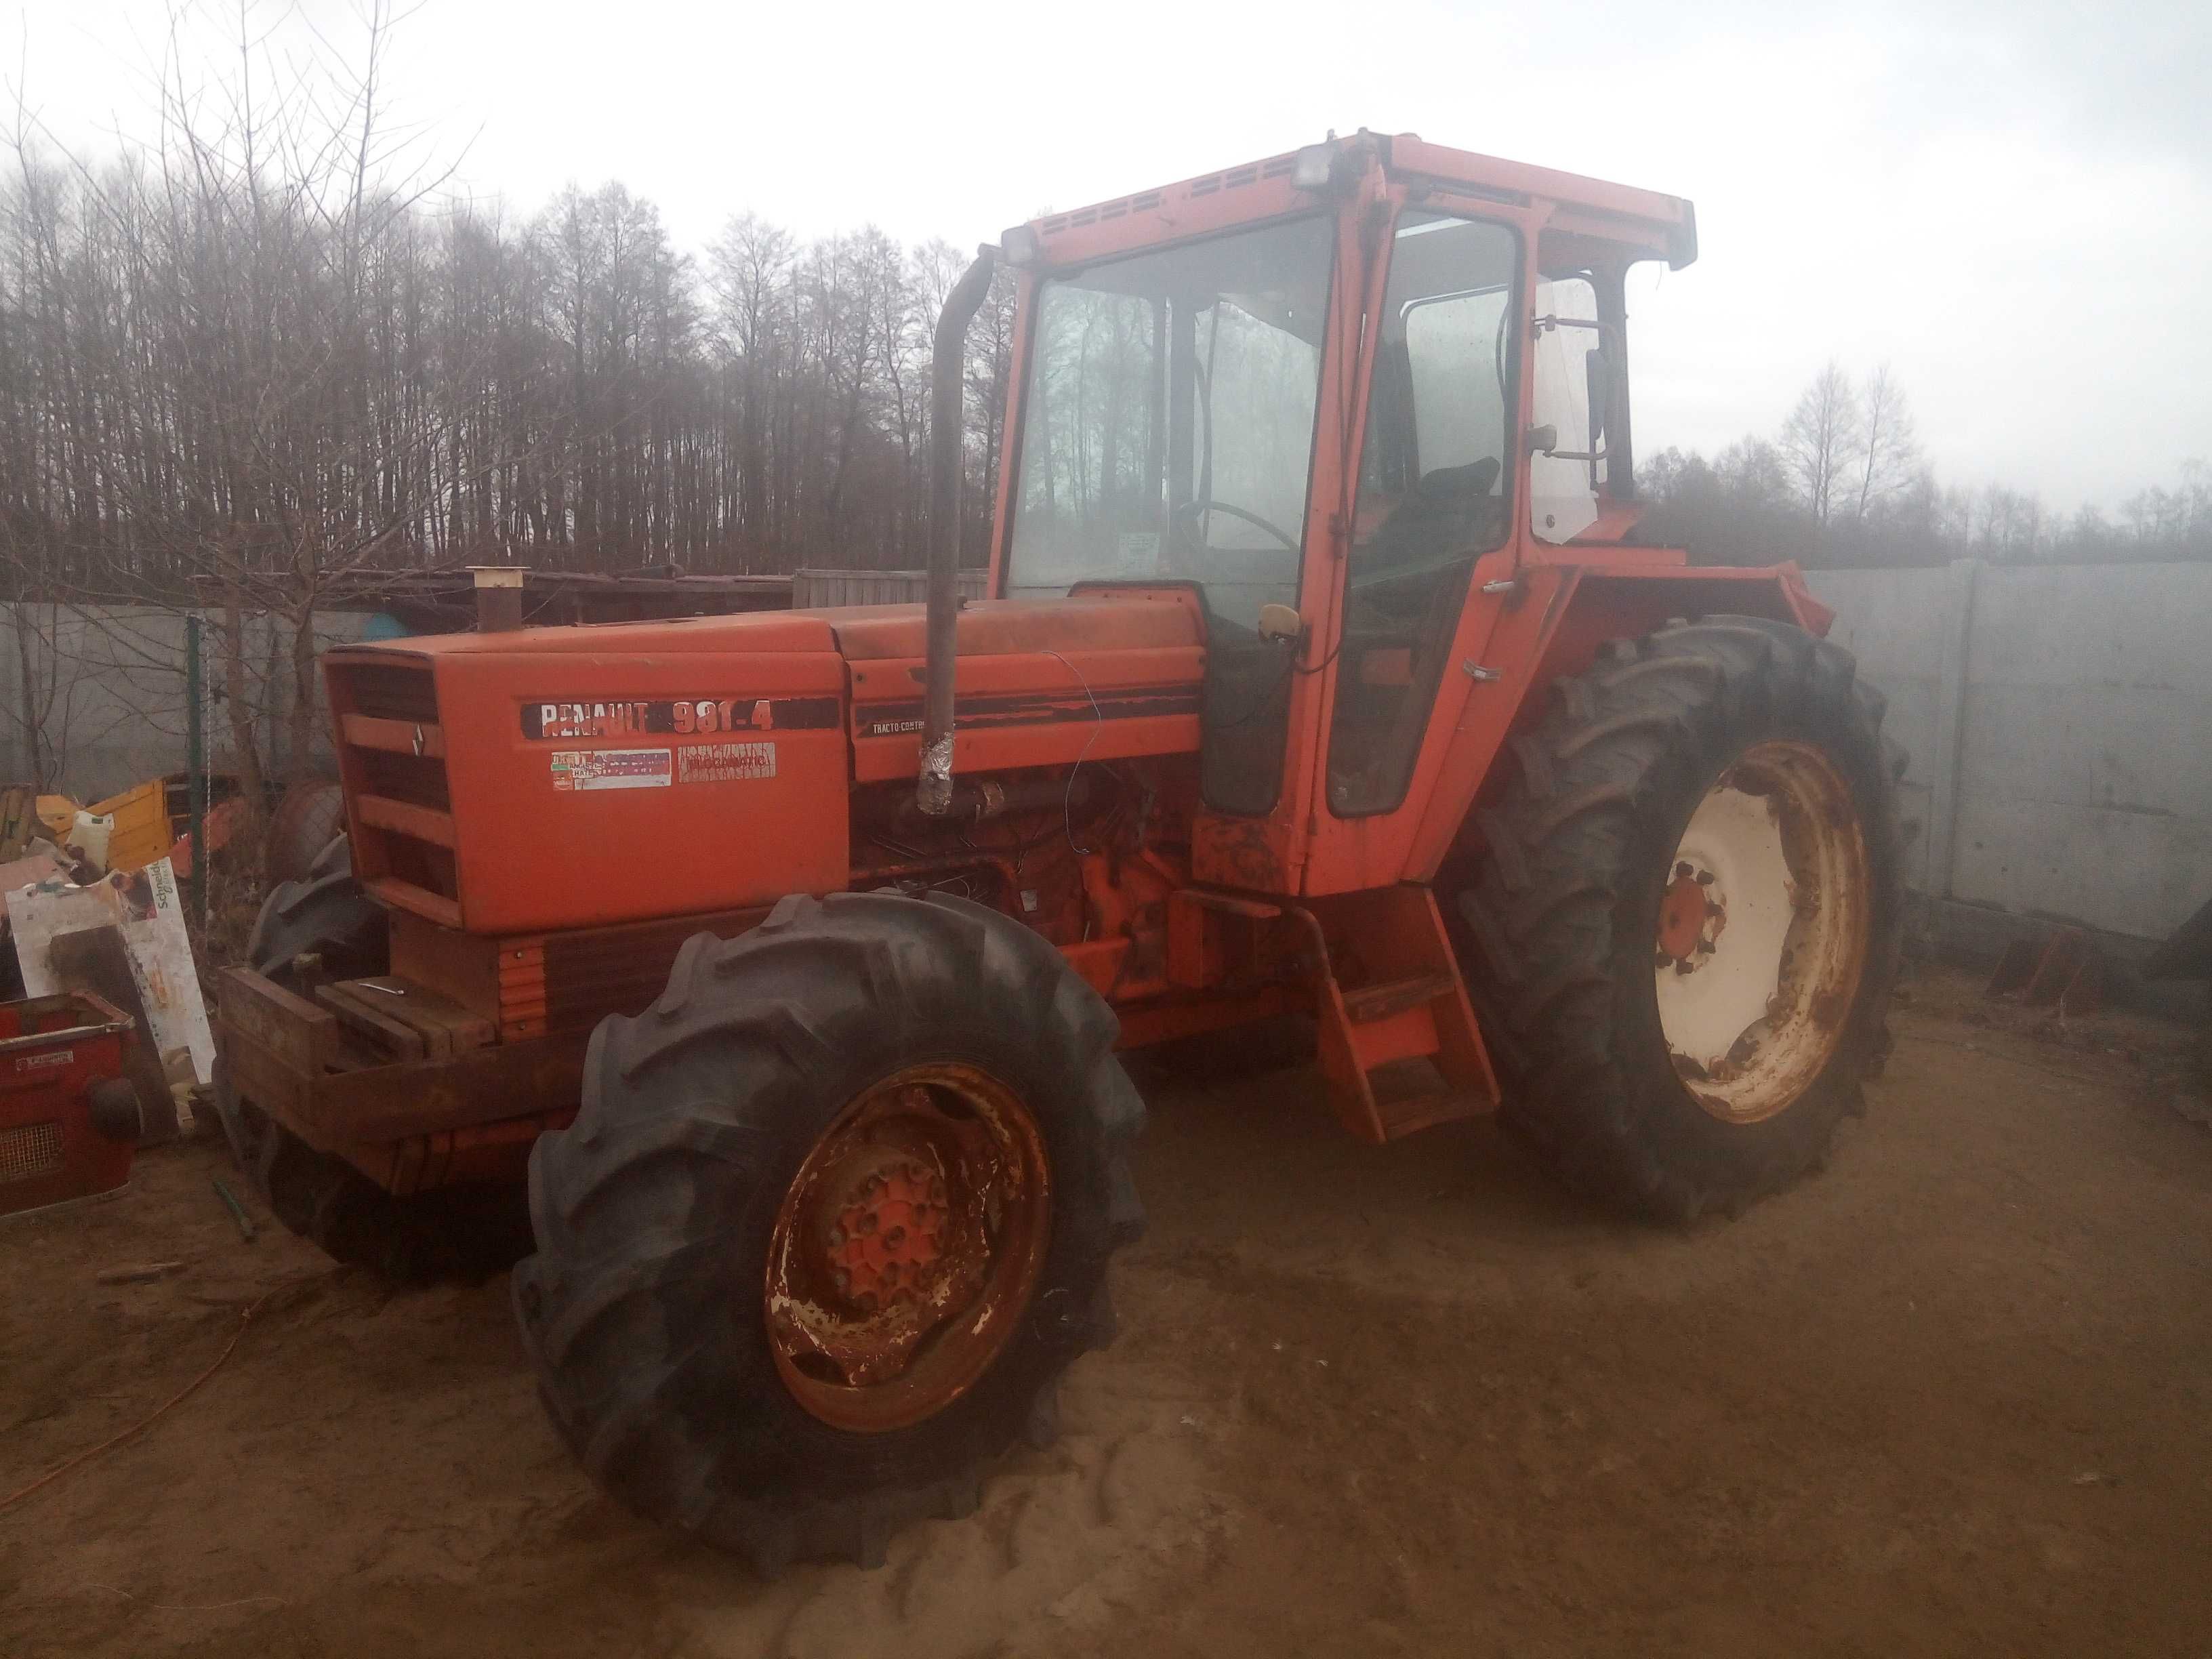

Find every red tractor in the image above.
[215,131,1905,1571]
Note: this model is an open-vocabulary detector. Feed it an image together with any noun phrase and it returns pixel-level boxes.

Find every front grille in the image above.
[328,660,461,916]
[352,749,452,810]
[544,912,763,1029]
[499,908,770,1039]
[0,1121,64,1184]
[340,662,441,723]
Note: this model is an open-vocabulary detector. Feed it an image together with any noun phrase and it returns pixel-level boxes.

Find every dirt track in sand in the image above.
[5,968,2211,1657]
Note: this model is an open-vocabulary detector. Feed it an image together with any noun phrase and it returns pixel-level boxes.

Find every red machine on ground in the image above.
[214,131,1905,1570]
[1,990,143,1219]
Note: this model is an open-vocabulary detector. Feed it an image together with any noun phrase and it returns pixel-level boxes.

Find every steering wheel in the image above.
[1173,497,1302,554]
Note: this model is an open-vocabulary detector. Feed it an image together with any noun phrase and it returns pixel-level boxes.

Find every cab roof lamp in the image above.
[1000,224,1041,268]
[1292,142,1338,193]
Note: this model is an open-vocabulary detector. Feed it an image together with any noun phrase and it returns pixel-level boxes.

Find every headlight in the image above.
[1292,142,1338,192]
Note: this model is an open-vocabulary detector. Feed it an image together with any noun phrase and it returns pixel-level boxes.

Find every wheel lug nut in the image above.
[834,1269,849,1292]
[828,1226,845,1246]
[885,1226,906,1247]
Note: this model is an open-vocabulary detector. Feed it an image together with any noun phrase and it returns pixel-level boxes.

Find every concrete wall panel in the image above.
[1,605,369,800]
[1805,567,1947,887]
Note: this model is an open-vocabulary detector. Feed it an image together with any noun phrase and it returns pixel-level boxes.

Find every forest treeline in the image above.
[2,10,2205,632]
[1639,361,2211,568]
[0,14,1014,617]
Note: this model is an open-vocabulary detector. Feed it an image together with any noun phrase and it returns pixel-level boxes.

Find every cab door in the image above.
[1321,211,1522,819]
[1294,203,1532,893]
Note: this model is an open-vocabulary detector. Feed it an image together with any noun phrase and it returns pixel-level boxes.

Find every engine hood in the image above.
[319,591,1208,934]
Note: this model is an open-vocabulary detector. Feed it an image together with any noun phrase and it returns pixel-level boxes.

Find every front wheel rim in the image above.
[1653,739,1872,1125]
[766,1061,1052,1433]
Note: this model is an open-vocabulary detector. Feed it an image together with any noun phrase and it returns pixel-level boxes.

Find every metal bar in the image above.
[0,1017,136,1054]
[186,613,205,924]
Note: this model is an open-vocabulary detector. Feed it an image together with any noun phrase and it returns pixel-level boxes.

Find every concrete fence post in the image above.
[1921,558,1982,901]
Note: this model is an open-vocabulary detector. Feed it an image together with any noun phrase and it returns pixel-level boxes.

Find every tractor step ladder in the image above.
[1304,886,1500,1144]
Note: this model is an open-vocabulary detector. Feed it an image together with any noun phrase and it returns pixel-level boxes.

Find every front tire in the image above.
[1458,616,1906,1221]
[513,890,1145,1572]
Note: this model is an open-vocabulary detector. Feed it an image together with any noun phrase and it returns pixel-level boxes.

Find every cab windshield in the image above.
[1003,216,1335,628]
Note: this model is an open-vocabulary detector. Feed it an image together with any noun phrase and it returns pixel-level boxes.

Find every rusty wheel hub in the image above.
[816,1149,950,1314]
[1656,862,1724,968]
[1656,740,1872,1124]
[766,1063,1051,1433]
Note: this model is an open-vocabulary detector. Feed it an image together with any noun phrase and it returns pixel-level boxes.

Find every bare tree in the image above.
[1779,360,1862,527]
[1849,363,1921,523]
[1973,485,2044,560]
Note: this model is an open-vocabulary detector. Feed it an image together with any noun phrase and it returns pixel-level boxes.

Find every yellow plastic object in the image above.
[0,784,37,859]
[35,794,79,840]
[83,779,175,874]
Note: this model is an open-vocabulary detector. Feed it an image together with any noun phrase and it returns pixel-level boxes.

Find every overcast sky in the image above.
[6,0,2207,512]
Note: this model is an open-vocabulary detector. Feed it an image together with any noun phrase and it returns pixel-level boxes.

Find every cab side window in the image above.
[1328,213,1519,817]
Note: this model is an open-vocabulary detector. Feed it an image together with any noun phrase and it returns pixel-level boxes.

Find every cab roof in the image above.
[1019,130,1696,274]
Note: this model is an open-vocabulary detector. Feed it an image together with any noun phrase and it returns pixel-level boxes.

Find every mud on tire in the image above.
[1457,616,1907,1222]
[512,890,1146,1574]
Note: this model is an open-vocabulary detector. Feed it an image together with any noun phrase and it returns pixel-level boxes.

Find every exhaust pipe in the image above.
[916,245,998,818]
[470,565,525,632]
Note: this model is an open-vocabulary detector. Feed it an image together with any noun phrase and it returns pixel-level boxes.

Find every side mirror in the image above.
[1256,602,1303,644]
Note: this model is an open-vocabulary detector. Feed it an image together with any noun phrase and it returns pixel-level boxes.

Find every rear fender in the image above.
[1399,562,1827,882]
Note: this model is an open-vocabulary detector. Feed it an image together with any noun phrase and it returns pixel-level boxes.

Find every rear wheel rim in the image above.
[766,1061,1052,1433]
[1653,739,1871,1125]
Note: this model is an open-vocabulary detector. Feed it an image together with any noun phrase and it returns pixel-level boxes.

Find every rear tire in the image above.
[513,890,1145,1573]
[220,835,529,1282]
[1457,616,1906,1221]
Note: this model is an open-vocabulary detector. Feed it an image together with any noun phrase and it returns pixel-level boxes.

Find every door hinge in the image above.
[1461,661,1501,682]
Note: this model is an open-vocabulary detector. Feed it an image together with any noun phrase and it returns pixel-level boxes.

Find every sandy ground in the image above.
[5,966,2211,1658]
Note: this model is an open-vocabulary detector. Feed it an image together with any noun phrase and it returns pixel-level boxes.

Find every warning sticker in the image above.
[677,741,776,784]
[550,748,672,792]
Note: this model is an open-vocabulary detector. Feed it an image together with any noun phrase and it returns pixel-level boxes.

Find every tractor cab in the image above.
[989,131,1695,887]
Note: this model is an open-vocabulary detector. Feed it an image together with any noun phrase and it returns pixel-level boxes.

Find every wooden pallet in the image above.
[314,977,495,1063]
